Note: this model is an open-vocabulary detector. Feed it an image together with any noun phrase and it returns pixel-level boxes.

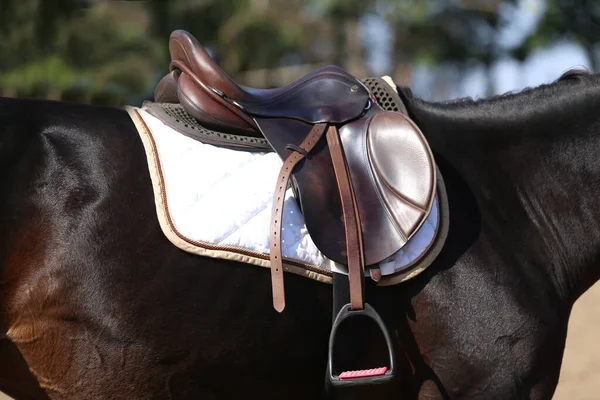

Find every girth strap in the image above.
[270,123,328,312]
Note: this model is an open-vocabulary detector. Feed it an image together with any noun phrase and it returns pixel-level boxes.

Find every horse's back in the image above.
[0,97,336,399]
[0,95,573,399]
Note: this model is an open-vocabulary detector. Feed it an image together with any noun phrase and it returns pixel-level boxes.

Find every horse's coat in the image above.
[1,70,600,399]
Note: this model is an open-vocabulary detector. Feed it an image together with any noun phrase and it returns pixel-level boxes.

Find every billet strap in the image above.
[270,123,328,312]
[326,126,365,310]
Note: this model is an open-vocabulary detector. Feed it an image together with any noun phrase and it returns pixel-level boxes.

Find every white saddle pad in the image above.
[126,105,444,284]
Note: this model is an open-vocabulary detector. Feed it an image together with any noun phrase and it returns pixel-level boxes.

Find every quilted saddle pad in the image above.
[124,78,449,285]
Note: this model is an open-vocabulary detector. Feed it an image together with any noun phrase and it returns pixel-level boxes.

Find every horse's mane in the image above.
[396,68,600,139]
[398,68,599,111]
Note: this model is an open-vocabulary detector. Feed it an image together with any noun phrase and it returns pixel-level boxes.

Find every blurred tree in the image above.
[147,0,315,81]
[309,0,374,74]
[0,0,158,105]
[1,0,596,104]
[513,0,600,71]
[380,0,516,94]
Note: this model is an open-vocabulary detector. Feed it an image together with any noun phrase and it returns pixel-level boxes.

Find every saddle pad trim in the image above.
[125,106,333,284]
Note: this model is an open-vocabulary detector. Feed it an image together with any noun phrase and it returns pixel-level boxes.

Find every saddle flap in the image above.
[366,111,436,240]
[253,117,349,265]
[339,108,436,265]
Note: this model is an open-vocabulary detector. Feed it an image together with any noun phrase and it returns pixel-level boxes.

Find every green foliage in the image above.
[512,0,600,68]
[382,0,514,65]
[0,0,158,105]
[0,0,598,105]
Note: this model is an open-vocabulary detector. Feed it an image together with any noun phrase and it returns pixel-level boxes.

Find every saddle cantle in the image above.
[153,29,438,387]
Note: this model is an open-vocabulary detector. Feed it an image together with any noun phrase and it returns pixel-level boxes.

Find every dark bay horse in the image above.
[1,70,600,399]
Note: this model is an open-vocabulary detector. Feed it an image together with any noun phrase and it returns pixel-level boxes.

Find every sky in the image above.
[361,0,593,101]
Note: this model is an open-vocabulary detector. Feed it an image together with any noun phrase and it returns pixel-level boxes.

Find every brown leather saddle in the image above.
[155,30,437,387]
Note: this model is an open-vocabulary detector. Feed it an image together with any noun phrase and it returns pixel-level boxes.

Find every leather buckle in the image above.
[327,303,396,387]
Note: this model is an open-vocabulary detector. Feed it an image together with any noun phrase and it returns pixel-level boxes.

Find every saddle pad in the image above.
[126,104,447,285]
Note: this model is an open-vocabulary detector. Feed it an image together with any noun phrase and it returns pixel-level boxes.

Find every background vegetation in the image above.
[0,0,598,106]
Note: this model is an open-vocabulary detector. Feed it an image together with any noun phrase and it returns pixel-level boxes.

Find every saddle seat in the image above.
[156,30,368,133]
[158,30,353,103]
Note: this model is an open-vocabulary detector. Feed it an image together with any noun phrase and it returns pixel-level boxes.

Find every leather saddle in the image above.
[155,30,437,386]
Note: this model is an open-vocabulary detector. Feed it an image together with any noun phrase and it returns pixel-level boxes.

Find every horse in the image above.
[1,67,599,400]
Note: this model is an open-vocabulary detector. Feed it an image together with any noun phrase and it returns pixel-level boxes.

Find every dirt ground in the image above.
[1,283,598,399]
[552,281,600,399]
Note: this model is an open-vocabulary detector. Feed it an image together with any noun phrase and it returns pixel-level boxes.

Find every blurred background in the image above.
[0,0,599,399]
[1,0,598,105]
